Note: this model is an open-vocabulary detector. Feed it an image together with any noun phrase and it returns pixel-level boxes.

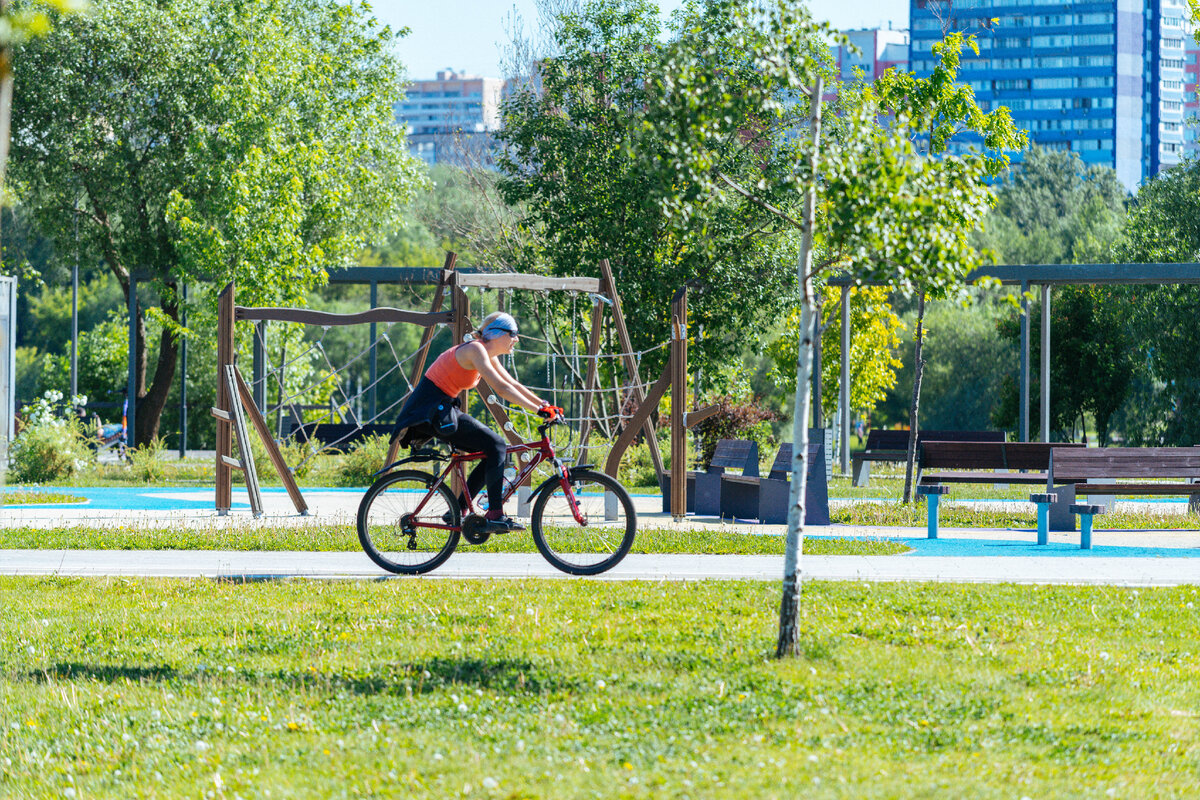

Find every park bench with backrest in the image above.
[915,441,1085,540]
[852,429,1007,486]
[719,441,830,525]
[1041,447,1200,548]
[661,438,758,515]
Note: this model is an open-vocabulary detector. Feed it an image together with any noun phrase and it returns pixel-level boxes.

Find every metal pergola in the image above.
[827,263,1200,473]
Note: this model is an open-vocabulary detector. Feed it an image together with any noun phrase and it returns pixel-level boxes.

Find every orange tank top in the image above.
[425,344,481,396]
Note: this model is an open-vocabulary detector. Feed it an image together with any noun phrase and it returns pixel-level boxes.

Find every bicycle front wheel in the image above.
[531,469,637,575]
[357,469,460,575]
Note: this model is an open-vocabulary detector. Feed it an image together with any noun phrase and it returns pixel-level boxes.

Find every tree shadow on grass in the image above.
[30,663,179,683]
[24,657,576,697]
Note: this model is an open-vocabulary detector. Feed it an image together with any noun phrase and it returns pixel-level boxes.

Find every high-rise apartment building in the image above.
[1185,35,1200,157]
[395,70,503,167]
[909,0,1190,190]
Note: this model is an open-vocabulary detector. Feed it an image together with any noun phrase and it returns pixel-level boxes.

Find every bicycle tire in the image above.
[357,469,461,575]
[530,469,637,575]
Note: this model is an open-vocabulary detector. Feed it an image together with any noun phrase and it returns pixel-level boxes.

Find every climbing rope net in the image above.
[241,292,668,472]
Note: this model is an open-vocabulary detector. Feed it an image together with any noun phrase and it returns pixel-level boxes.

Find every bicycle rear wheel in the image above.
[357,469,460,575]
[531,469,637,575]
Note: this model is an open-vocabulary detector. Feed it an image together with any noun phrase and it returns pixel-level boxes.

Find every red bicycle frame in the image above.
[408,423,586,530]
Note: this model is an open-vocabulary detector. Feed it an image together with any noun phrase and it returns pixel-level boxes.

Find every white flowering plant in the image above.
[9,390,96,483]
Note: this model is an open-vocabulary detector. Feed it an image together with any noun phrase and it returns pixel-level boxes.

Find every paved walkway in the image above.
[3,549,1198,586]
[2,486,1198,585]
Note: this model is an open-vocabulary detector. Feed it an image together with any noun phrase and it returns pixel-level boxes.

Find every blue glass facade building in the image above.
[909,0,1189,190]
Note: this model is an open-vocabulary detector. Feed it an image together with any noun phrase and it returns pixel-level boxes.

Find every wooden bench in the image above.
[852,429,1006,486]
[661,439,758,515]
[916,441,1085,540]
[281,421,396,451]
[719,442,830,525]
[1046,447,1200,547]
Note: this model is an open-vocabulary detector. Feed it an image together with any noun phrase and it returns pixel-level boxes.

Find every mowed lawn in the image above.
[2,578,1198,799]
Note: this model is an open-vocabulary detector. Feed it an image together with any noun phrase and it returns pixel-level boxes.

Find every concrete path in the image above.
[3,549,1198,586]
[2,486,1198,586]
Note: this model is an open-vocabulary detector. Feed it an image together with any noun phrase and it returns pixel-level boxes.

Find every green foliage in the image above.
[497,0,803,377]
[1101,159,1200,444]
[691,395,778,468]
[992,287,1137,443]
[126,436,169,483]
[39,313,132,409]
[9,390,94,483]
[767,286,904,420]
[12,0,425,442]
[976,145,1128,266]
[337,434,391,487]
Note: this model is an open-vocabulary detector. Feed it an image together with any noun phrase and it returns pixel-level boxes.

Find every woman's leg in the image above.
[442,414,507,515]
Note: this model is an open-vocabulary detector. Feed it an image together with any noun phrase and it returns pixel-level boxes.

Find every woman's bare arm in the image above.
[457,342,544,412]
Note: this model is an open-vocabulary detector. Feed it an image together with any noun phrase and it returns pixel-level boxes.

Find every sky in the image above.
[373,0,910,81]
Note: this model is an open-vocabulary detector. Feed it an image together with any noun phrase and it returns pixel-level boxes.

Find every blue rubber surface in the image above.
[802,534,1200,560]
[0,486,365,511]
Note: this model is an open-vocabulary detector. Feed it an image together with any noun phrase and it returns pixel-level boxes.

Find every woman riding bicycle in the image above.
[393,311,560,532]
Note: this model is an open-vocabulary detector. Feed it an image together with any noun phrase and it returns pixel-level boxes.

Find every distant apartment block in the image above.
[836,27,911,83]
[395,70,503,167]
[910,0,1191,190]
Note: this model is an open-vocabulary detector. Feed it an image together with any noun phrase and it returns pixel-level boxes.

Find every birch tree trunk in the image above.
[902,292,927,504]
[776,75,822,658]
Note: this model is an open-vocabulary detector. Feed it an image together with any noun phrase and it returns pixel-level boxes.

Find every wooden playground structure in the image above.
[212,256,718,519]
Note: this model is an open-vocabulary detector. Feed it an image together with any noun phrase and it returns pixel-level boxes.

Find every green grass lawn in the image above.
[2,578,1197,798]
[0,524,909,556]
[0,490,86,505]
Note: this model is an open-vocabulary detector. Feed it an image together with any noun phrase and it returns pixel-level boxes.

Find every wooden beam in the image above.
[452,272,602,293]
[599,259,665,478]
[235,307,453,327]
[604,356,672,479]
[684,403,720,429]
[233,366,309,516]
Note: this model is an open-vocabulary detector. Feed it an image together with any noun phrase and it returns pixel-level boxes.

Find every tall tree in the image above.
[639,4,1022,655]
[870,35,1027,502]
[1111,159,1200,444]
[11,0,424,445]
[496,0,806,378]
[980,146,1131,443]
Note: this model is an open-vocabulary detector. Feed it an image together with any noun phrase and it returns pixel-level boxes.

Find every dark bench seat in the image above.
[661,439,758,515]
[853,429,1006,486]
[720,442,830,525]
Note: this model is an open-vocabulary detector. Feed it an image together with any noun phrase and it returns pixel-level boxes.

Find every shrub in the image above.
[338,434,392,486]
[9,391,95,484]
[691,395,779,468]
[127,436,168,483]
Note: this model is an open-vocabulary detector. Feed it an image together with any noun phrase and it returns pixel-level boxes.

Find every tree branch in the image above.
[716,172,803,229]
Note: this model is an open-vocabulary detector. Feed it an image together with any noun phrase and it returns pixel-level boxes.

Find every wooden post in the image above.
[574,295,606,464]
[215,282,236,514]
[598,259,665,478]
[670,287,688,521]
